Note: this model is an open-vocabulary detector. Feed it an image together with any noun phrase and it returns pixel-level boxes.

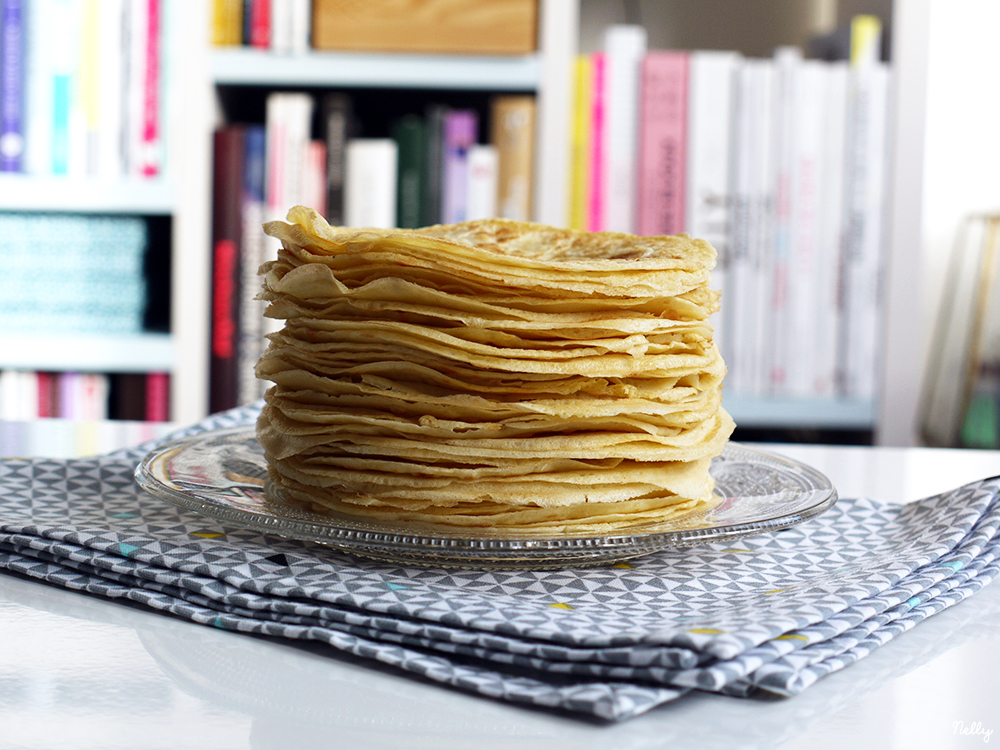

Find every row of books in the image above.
[0,212,149,335]
[0,0,165,178]
[211,0,310,53]
[0,369,169,422]
[570,18,890,402]
[208,90,536,412]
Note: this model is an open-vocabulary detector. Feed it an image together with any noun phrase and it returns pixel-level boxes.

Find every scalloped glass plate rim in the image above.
[135,427,837,565]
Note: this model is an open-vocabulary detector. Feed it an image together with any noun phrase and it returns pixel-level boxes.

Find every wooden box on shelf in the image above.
[311,0,538,55]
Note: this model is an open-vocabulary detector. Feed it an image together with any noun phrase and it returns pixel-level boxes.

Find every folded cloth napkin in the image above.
[2,404,999,722]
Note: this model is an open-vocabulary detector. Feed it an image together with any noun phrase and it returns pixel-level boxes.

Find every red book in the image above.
[36,372,57,418]
[210,126,245,413]
[145,371,170,421]
[248,0,270,48]
[636,51,689,236]
[139,0,161,177]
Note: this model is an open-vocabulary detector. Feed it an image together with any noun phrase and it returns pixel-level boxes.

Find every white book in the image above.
[784,59,830,397]
[270,0,292,54]
[601,24,647,233]
[726,58,776,398]
[289,0,311,55]
[344,138,398,229]
[813,61,849,398]
[685,50,740,351]
[840,62,891,400]
[767,47,801,396]
[465,144,499,220]
[24,0,55,175]
[265,91,315,220]
[97,0,127,178]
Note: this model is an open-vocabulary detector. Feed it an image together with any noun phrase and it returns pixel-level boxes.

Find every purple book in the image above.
[0,0,25,172]
[440,109,478,224]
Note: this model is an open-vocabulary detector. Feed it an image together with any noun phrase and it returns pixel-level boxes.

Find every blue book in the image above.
[0,0,26,172]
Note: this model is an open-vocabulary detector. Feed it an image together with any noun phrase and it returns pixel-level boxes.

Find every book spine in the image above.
[289,0,311,55]
[138,0,161,177]
[344,138,398,228]
[635,50,688,237]
[96,0,126,178]
[601,24,647,233]
[767,47,802,394]
[49,0,76,175]
[321,92,353,226]
[814,61,849,398]
[567,55,592,231]
[0,0,25,172]
[587,52,605,232]
[440,109,477,224]
[238,124,267,404]
[392,113,426,228]
[212,0,243,46]
[78,0,100,176]
[421,103,448,226]
[23,0,54,175]
[210,126,245,413]
[145,371,169,421]
[248,0,270,49]
[36,371,57,418]
[785,60,830,397]
[489,95,535,222]
[465,143,498,221]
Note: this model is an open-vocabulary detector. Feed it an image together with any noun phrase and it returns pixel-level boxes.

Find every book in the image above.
[344,138,398,228]
[210,125,246,413]
[635,50,688,237]
[421,103,448,226]
[238,124,267,405]
[0,0,26,172]
[49,0,78,175]
[135,0,163,177]
[601,25,647,233]
[465,143,498,221]
[725,58,776,398]
[265,90,314,221]
[587,52,606,232]
[839,59,891,400]
[391,113,426,228]
[302,139,328,218]
[440,108,477,224]
[685,49,740,342]
[247,0,270,48]
[212,0,243,46]
[567,55,592,230]
[96,0,126,179]
[320,92,353,225]
[145,370,169,421]
[23,0,53,175]
[489,95,535,222]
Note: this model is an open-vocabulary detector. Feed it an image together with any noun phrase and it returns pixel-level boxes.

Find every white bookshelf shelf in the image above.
[0,175,175,215]
[210,48,542,90]
[0,333,174,374]
[725,396,876,430]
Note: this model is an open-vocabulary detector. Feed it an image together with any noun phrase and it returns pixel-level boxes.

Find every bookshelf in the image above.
[0,0,186,423]
[166,0,929,447]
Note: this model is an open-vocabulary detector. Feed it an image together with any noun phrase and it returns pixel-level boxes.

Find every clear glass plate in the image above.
[135,427,837,568]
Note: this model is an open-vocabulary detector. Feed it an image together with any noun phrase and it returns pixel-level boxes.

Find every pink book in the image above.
[636,51,689,236]
[139,0,162,177]
[145,371,170,422]
[587,52,605,232]
[440,109,478,224]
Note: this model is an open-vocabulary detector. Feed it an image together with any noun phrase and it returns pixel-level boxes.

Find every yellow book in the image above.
[850,15,882,67]
[567,55,592,231]
[211,0,243,46]
[77,0,99,175]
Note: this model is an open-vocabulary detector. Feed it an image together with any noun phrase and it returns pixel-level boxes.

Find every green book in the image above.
[391,114,426,229]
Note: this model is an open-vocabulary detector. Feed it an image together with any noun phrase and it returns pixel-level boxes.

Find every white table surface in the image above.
[2,438,999,750]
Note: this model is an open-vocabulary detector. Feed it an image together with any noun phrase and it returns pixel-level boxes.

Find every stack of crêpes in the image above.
[256,206,734,536]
